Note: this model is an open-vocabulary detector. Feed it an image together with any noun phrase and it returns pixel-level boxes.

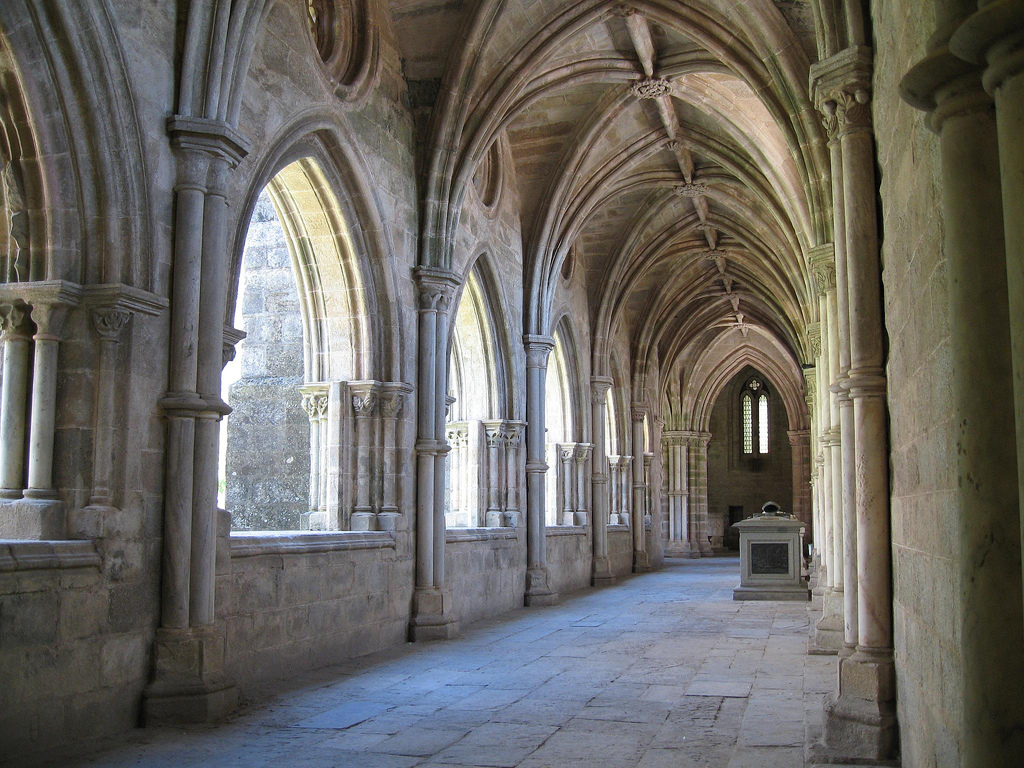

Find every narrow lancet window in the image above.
[758,393,769,454]
[742,393,753,454]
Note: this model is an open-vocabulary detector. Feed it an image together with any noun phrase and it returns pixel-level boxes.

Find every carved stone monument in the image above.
[732,502,810,601]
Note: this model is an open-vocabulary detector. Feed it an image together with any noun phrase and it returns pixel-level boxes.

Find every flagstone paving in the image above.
[26,557,866,767]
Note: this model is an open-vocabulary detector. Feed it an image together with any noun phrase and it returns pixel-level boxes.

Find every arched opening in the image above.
[445,263,511,528]
[219,157,369,532]
[708,366,792,551]
[545,329,577,526]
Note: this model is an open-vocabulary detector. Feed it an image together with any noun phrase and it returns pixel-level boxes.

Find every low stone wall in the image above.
[445,528,527,625]
[219,531,414,687]
[544,527,591,596]
[609,526,633,578]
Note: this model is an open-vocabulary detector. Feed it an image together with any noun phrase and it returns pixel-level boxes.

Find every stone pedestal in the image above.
[821,649,897,761]
[142,626,238,725]
[811,589,845,654]
[524,566,559,606]
[732,509,810,601]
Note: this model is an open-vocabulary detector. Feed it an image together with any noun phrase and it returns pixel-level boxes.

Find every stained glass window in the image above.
[758,393,769,454]
[742,393,753,454]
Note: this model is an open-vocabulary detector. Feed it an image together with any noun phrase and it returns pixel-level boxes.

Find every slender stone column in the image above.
[483,421,503,527]
[694,434,712,556]
[301,389,321,525]
[503,422,523,527]
[574,443,591,526]
[351,382,379,531]
[951,0,1024,622]
[685,435,700,555]
[378,384,410,531]
[0,305,30,499]
[810,47,895,759]
[524,334,558,606]
[24,301,68,498]
[904,17,1024,764]
[80,308,132,521]
[316,394,329,519]
[591,376,613,583]
[560,443,575,525]
[619,456,633,529]
[608,454,620,524]
[631,407,650,571]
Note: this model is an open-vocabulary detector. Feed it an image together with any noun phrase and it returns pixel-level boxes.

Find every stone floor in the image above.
[28,557,859,768]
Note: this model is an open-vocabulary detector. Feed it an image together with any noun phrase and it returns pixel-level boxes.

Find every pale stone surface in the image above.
[22,559,882,768]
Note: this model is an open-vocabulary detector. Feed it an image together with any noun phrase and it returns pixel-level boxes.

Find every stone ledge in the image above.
[608,525,631,533]
[229,530,396,558]
[445,527,518,543]
[545,525,587,536]
[0,539,102,572]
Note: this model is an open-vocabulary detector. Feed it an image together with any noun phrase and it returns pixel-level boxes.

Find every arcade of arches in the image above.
[0,1,1022,766]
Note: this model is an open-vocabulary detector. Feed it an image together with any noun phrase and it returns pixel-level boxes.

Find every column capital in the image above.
[523,334,555,368]
[808,244,836,297]
[167,116,250,168]
[380,382,413,419]
[350,380,381,416]
[630,404,647,422]
[91,307,132,342]
[805,324,821,362]
[0,303,31,340]
[787,429,811,446]
[810,46,873,138]
[901,26,990,132]
[222,325,246,368]
[501,420,525,445]
[590,375,614,401]
[414,266,460,311]
[574,442,593,463]
[845,368,888,400]
[950,0,1024,95]
[483,420,504,446]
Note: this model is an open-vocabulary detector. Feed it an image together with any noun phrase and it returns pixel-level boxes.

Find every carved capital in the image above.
[809,46,873,136]
[484,422,503,448]
[809,243,836,296]
[523,334,555,369]
[574,443,593,463]
[631,406,646,423]
[380,392,404,419]
[414,266,459,312]
[591,375,613,403]
[0,303,28,339]
[805,322,822,362]
[29,302,69,340]
[559,443,576,462]
[826,87,872,134]
[632,77,672,99]
[91,307,132,342]
[352,391,378,416]
[502,422,524,446]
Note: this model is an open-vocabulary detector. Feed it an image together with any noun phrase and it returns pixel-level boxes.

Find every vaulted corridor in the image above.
[32,559,853,768]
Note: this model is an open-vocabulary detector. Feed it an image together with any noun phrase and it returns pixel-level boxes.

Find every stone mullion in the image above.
[574,443,591,526]
[502,422,523,527]
[351,382,378,531]
[589,378,612,586]
[85,308,132,510]
[483,421,502,527]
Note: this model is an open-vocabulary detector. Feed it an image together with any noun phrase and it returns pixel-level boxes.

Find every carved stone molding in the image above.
[632,77,671,99]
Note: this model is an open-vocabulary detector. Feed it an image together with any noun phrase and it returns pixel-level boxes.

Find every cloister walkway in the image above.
[31,559,851,768]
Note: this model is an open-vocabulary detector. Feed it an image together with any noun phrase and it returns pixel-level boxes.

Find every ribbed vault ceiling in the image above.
[392,0,829,426]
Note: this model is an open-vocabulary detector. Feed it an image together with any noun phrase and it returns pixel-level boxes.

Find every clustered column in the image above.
[410,267,459,641]
[809,47,896,759]
[902,5,1024,763]
[590,376,614,585]
[523,334,559,606]
[146,117,249,724]
[630,406,650,572]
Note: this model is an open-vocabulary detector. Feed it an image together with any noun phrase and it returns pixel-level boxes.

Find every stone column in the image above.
[378,383,410,531]
[685,434,700,555]
[590,376,613,583]
[631,409,647,571]
[524,334,558,606]
[0,304,30,499]
[301,387,321,527]
[560,443,575,526]
[483,421,503,527]
[77,308,132,531]
[811,48,895,759]
[904,16,1024,764]
[351,382,378,531]
[695,434,712,556]
[619,456,633,528]
[502,422,523,527]
[410,267,459,641]
[574,443,591,526]
[146,117,248,726]
[316,393,329,521]
[608,454,620,524]
[24,300,69,499]
[951,0,1024,623]
[787,430,812,535]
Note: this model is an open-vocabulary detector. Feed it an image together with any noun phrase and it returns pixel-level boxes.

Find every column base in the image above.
[409,587,460,641]
[810,589,845,655]
[698,540,713,556]
[591,556,616,587]
[376,511,403,531]
[524,566,559,606]
[633,550,652,573]
[817,649,898,763]
[350,510,376,531]
[663,540,694,558]
[142,625,237,726]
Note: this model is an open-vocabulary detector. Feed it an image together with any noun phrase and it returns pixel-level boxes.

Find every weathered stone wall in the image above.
[609,528,634,578]
[707,367,794,550]
[445,534,527,625]
[546,529,593,596]
[227,191,310,531]
[220,535,414,686]
[872,2,960,765]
